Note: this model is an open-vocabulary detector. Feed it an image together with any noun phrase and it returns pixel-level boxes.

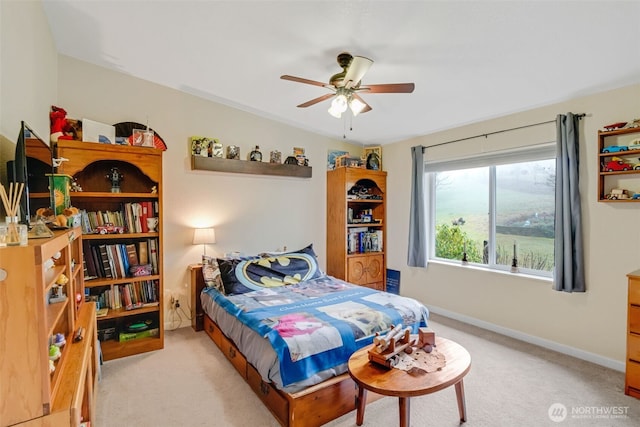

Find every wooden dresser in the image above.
[626,270,640,399]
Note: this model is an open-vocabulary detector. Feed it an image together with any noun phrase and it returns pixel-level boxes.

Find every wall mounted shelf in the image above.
[191,155,312,178]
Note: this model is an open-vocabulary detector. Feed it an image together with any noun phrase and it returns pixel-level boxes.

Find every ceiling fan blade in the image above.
[297,93,335,108]
[343,56,373,89]
[352,93,372,114]
[281,75,327,88]
[359,83,415,93]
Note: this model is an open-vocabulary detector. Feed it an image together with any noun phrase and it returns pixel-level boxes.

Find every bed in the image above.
[189,246,429,427]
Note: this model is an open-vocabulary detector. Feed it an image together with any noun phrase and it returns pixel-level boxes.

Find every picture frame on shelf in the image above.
[327,150,349,170]
[133,129,155,147]
[82,118,116,144]
[363,146,382,170]
[190,136,213,157]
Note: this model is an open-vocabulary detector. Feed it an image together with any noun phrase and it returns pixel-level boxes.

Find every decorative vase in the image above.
[5,216,27,246]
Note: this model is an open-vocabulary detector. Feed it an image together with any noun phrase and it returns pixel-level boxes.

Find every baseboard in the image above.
[427,305,625,372]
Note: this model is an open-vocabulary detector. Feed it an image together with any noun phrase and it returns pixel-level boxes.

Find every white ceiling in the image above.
[41,1,640,145]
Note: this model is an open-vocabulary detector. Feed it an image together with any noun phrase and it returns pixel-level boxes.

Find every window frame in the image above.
[427,143,556,278]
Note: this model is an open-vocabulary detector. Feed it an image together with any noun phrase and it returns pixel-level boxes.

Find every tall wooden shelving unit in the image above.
[55,140,164,361]
[327,167,387,290]
[0,228,98,427]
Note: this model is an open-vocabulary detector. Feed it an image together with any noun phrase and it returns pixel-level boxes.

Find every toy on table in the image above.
[368,324,416,368]
[416,327,436,353]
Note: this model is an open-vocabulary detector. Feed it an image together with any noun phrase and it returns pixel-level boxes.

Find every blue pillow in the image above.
[218,244,323,295]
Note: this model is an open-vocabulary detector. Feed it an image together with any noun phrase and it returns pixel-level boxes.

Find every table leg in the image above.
[455,379,467,422]
[356,386,367,426]
[399,397,410,427]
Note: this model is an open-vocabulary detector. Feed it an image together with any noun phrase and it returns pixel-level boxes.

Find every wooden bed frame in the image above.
[189,265,381,427]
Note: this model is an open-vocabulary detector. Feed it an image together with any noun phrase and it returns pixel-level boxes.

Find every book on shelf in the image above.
[138,240,149,265]
[96,307,109,317]
[125,243,139,266]
[107,244,126,279]
[140,201,149,233]
[83,240,98,278]
[118,243,130,273]
[97,244,113,278]
[148,238,158,274]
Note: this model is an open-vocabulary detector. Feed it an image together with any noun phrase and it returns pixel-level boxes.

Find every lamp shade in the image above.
[192,227,216,245]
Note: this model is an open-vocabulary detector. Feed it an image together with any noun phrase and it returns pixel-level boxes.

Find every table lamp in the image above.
[192,227,216,256]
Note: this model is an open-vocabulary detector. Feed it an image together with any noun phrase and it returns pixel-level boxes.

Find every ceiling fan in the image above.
[281,52,415,118]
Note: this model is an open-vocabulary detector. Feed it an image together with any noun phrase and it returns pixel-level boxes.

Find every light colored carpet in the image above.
[96,313,640,426]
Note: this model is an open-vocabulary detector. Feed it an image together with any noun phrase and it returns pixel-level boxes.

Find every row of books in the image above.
[92,280,159,310]
[81,209,125,232]
[347,229,383,254]
[83,239,159,280]
[80,201,158,234]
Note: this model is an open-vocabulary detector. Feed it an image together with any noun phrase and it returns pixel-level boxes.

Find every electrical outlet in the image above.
[174,299,180,309]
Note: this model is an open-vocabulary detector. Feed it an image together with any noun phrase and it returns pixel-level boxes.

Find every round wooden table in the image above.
[348,336,471,427]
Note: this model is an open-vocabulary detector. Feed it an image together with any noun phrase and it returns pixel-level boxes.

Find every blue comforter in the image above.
[203,275,429,386]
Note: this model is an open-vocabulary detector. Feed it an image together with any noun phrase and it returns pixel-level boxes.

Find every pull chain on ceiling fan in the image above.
[281,52,415,119]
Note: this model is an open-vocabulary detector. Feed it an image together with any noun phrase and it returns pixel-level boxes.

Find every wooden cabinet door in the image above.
[366,255,384,283]
[347,257,367,285]
[347,254,384,287]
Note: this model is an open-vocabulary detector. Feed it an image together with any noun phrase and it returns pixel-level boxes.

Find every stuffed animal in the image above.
[50,105,75,143]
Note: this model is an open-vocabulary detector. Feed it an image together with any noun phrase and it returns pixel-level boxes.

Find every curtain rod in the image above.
[422,113,586,151]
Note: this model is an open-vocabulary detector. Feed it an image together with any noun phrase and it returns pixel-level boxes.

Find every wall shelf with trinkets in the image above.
[191,155,312,178]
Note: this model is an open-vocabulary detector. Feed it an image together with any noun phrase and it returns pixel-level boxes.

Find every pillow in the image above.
[201,255,224,294]
[218,244,323,295]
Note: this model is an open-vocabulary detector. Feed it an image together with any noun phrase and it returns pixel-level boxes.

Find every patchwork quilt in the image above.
[203,275,429,386]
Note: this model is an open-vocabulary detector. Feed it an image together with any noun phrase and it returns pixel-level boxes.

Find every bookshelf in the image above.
[55,140,164,360]
[327,167,387,290]
[0,228,98,427]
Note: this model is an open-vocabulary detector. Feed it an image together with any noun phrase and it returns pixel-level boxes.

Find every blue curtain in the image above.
[554,113,585,292]
[408,145,427,267]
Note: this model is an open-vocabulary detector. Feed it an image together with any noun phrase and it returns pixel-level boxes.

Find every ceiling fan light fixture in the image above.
[349,97,366,116]
[328,92,349,118]
[328,105,343,118]
[332,94,348,112]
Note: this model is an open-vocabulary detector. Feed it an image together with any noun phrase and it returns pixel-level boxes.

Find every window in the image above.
[428,145,555,277]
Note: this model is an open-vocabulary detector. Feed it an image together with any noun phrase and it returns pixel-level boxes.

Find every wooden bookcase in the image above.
[0,228,99,427]
[55,140,164,361]
[327,167,387,290]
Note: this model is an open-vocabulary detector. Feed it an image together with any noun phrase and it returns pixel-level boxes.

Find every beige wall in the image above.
[0,0,57,191]
[384,83,640,369]
[57,55,357,323]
